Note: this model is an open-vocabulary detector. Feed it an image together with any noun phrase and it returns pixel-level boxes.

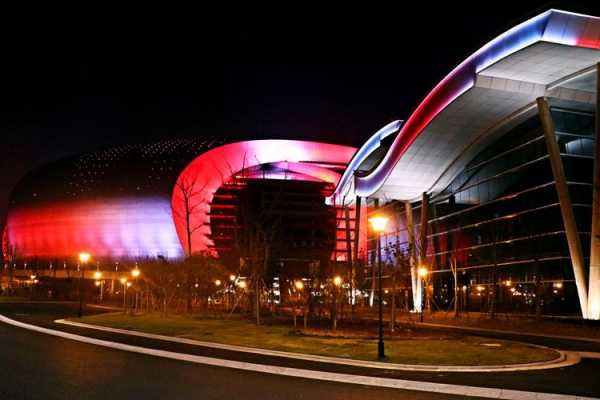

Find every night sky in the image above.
[1,1,598,227]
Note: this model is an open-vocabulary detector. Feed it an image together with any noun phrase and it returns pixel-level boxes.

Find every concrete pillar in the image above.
[405,201,421,311]
[353,196,362,265]
[369,198,379,307]
[419,192,430,311]
[588,63,600,320]
[537,97,588,318]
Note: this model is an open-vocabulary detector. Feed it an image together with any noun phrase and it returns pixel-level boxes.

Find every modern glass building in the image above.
[3,9,600,318]
[329,9,600,319]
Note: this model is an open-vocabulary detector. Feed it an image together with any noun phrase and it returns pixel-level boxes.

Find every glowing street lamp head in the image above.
[294,280,304,290]
[79,252,91,264]
[237,281,247,289]
[95,281,101,287]
[215,279,222,287]
[131,268,141,278]
[93,271,103,280]
[333,276,342,287]
[229,274,236,282]
[120,277,127,285]
[417,266,428,278]
[369,216,389,233]
[126,281,132,287]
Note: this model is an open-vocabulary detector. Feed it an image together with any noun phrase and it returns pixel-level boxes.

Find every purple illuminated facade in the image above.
[4,139,355,261]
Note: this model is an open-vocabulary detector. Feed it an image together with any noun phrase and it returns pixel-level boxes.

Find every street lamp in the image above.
[120,277,128,309]
[332,276,342,287]
[369,214,389,359]
[417,265,428,322]
[131,267,141,278]
[78,252,91,318]
[131,265,141,312]
[332,276,342,330]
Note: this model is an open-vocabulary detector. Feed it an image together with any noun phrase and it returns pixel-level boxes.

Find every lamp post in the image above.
[78,252,91,318]
[369,215,389,359]
[94,271,103,302]
[120,277,128,309]
[131,265,141,312]
[332,275,342,330]
[229,274,236,310]
[418,266,429,322]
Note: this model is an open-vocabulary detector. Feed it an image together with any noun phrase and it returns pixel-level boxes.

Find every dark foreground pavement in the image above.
[0,319,489,400]
[1,302,599,399]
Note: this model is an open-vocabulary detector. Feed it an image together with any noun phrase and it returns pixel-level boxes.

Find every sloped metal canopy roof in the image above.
[332,10,600,205]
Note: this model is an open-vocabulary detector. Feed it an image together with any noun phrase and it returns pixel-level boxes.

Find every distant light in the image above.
[476,285,485,292]
[417,266,428,278]
[333,276,343,287]
[505,280,512,287]
[93,271,102,280]
[229,274,236,282]
[369,216,389,233]
[238,281,247,289]
[131,268,141,278]
[294,280,304,290]
[30,274,36,280]
[79,252,91,263]
[553,282,563,289]
[95,281,101,287]
[126,281,132,287]
[120,277,127,284]
[215,279,222,287]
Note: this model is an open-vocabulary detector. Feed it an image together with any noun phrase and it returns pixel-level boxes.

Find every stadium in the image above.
[3,9,600,319]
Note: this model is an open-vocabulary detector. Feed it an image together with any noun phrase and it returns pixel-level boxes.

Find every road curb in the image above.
[414,321,600,345]
[0,314,594,400]
[55,318,576,373]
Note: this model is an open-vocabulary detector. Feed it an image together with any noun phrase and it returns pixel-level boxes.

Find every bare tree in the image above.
[2,231,18,295]
[172,172,209,313]
[234,181,282,325]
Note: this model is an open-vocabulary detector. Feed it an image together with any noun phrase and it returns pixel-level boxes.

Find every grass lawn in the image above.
[74,312,559,366]
[0,296,31,303]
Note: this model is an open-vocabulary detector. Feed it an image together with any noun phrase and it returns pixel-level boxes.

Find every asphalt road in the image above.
[0,320,487,400]
[1,302,600,399]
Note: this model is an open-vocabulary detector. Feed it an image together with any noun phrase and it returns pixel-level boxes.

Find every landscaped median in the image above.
[70,312,561,367]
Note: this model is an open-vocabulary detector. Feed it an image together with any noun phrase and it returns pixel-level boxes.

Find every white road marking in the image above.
[0,314,595,400]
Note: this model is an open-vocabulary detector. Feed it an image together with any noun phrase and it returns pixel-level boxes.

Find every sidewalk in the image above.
[399,311,600,341]
[352,310,600,352]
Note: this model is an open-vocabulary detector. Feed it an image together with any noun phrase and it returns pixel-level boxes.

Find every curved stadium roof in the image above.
[331,9,600,204]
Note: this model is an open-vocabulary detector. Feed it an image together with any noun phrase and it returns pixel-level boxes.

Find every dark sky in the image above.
[1,1,598,226]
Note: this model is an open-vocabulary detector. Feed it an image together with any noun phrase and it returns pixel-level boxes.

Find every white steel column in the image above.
[405,201,421,312]
[537,97,588,318]
[588,64,600,320]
